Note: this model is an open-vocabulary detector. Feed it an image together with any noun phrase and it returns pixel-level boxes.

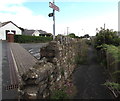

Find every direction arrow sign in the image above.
[49,2,60,12]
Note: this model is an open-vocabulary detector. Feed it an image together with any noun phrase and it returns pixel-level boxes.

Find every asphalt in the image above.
[2,41,18,100]
[9,43,37,77]
[20,43,48,60]
[0,40,2,101]
[1,42,48,100]
[73,46,114,99]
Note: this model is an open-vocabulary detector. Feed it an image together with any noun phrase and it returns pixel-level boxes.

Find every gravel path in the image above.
[73,46,114,99]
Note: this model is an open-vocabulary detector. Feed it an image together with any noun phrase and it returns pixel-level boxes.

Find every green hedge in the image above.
[14,35,52,43]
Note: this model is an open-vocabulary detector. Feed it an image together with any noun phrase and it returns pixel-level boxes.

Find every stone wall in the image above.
[19,38,87,99]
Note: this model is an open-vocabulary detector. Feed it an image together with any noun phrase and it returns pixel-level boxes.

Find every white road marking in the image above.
[10,47,22,84]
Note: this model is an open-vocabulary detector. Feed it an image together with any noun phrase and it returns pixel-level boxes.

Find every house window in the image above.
[11,30,16,35]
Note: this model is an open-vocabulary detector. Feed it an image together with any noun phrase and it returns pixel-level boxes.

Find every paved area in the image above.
[0,41,2,101]
[20,43,48,60]
[73,46,114,99]
[2,42,38,100]
[10,43,38,76]
[2,41,18,99]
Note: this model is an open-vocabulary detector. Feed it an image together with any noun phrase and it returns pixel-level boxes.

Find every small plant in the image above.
[75,55,87,65]
[112,71,120,82]
[61,68,65,76]
[50,89,68,99]
[74,55,80,64]
[103,82,120,90]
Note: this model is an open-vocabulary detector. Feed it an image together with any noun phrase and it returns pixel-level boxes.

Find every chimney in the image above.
[0,22,2,27]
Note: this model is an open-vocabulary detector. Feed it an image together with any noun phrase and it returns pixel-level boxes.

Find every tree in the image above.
[94,27,120,49]
[83,34,90,38]
[68,33,76,38]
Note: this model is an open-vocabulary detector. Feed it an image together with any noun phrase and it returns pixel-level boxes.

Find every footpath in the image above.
[73,46,114,99]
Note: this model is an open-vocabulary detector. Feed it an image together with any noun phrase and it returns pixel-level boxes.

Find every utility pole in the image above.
[53,0,55,40]
[104,23,106,44]
[49,0,60,41]
[67,27,69,36]
[104,23,106,30]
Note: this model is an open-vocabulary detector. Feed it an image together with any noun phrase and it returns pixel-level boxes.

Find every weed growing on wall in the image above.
[50,89,69,99]
[75,39,88,65]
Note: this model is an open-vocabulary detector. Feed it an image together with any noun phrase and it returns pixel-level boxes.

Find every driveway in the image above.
[73,46,114,99]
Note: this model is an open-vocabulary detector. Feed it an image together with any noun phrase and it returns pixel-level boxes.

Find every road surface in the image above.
[2,41,18,100]
[2,42,39,100]
[0,41,2,100]
[20,43,48,60]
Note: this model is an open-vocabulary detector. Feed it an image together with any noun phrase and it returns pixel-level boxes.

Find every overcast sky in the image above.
[0,0,119,36]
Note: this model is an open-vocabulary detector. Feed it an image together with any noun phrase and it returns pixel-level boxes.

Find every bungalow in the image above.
[23,29,52,37]
[0,21,23,42]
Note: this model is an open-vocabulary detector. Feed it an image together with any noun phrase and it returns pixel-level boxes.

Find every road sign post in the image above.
[49,0,60,40]
[48,13,53,17]
[53,8,55,40]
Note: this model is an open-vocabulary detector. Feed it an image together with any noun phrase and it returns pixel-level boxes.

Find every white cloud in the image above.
[56,10,118,36]
[0,0,118,36]
[0,0,53,33]
[0,0,26,10]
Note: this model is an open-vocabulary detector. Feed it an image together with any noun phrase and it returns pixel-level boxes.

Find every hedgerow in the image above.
[14,35,52,43]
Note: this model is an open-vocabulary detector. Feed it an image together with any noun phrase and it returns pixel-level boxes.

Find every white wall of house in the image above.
[32,30,40,36]
[0,22,22,40]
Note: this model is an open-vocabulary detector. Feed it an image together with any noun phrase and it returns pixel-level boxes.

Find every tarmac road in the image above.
[0,40,2,101]
[73,46,114,99]
[20,43,48,60]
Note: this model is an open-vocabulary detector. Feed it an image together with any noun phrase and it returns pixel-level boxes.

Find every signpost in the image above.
[48,13,53,17]
[49,0,60,40]
[49,2,60,12]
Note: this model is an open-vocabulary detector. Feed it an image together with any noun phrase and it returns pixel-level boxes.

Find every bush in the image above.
[74,40,88,65]
[14,35,52,43]
[112,71,120,83]
[98,44,120,82]
[75,55,87,65]
[94,28,119,50]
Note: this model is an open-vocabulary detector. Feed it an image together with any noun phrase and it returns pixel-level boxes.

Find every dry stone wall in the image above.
[19,38,87,99]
